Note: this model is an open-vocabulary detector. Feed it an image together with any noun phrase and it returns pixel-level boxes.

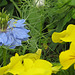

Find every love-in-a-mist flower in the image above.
[6,19,30,49]
[0,12,30,49]
[52,24,75,43]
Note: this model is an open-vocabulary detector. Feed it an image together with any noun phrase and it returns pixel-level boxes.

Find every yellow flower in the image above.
[23,49,42,61]
[20,59,52,75]
[0,54,52,75]
[0,53,24,75]
[59,49,75,70]
[52,24,75,43]
[0,49,42,75]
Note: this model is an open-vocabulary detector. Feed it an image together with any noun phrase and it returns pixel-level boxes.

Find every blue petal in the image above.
[22,28,30,33]
[7,19,15,29]
[0,38,2,46]
[0,33,7,45]
[14,23,26,27]
[16,19,25,23]
[7,19,26,28]
[12,28,30,39]
[9,46,16,49]
[11,39,22,46]
[7,19,15,24]
[9,39,21,49]
[5,32,14,46]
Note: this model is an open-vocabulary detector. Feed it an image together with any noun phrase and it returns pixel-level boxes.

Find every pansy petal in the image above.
[67,24,75,32]
[23,68,51,75]
[52,30,67,43]
[31,59,52,75]
[60,25,75,42]
[33,59,52,69]
[59,50,75,70]
[22,59,52,75]
[24,59,33,71]
[0,66,8,75]
[69,42,75,50]
[52,24,75,43]
[5,61,24,74]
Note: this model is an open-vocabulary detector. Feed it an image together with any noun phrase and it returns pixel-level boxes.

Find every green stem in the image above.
[10,0,22,18]
[3,49,7,66]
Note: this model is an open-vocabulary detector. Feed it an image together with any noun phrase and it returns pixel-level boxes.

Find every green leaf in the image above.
[72,9,75,19]
[69,0,75,6]
[5,3,14,16]
[57,0,71,7]
[72,13,75,19]
[0,0,8,7]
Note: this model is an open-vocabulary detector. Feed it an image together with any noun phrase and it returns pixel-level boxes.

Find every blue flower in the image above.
[0,19,30,49]
[0,32,7,46]
[7,19,26,28]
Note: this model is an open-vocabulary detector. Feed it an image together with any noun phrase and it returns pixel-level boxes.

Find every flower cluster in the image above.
[0,19,30,49]
[52,24,75,70]
[0,49,53,75]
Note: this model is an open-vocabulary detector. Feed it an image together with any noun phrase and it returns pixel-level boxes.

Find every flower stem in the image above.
[3,49,7,66]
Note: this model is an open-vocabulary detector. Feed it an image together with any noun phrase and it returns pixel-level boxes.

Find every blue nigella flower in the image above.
[0,19,30,49]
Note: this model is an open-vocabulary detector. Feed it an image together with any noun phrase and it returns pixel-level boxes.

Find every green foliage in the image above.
[53,65,75,75]
[69,0,75,6]
[0,0,75,74]
[0,0,8,7]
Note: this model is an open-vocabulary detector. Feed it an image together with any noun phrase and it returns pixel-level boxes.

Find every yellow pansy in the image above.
[20,59,52,75]
[0,56,52,75]
[59,49,75,70]
[0,49,42,75]
[52,24,75,43]
[52,30,67,43]
[23,49,42,61]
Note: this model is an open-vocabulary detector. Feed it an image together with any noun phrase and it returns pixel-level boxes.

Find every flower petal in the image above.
[60,24,75,42]
[52,24,75,43]
[12,28,30,39]
[7,19,26,28]
[52,30,67,43]
[11,39,22,46]
[5,32,14,46]
[59,50,75,70]
[0,33,7,45]
[16,19,25,23]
